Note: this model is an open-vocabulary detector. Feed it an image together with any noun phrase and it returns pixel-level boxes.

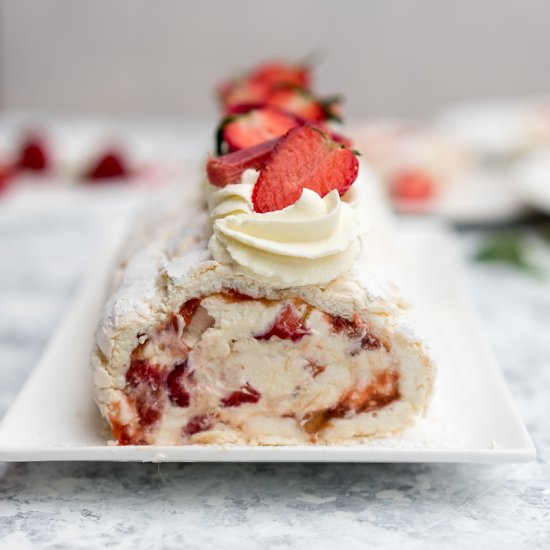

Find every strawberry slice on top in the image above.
[248,60,310,90]
[207,138,279,187]
[265,87,342,123]
[220,79,272,111]
[252,125,359,213]
[218,60,311,109]
[217,107,299,154]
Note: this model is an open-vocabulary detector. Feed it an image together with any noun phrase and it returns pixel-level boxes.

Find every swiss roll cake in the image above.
[92,59,435,445]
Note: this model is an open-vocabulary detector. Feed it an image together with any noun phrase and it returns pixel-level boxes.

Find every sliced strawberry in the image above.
[219,60,310,109]
[17,135,49,172]
[84,150,130,181]
[255,304,310,342]
[251,126,358,213]
[265,88,341,123]
[207,137,278,187]
[221,383,261,407]
[249,60,310,89]
[217,107,299,154]
[225,102,267,115]
[220,107,353,150]
[391,169,435,201]
[221,79,273,110]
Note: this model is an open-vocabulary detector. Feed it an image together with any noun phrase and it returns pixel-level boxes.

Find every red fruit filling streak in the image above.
[167,361,191,407]
[302,370,400,437]
[255,304,310,342]
[327,313,384,353]
[221,383,262,407]
[125,358,166,428]
[179,298,202,326]
[184,414,215,436]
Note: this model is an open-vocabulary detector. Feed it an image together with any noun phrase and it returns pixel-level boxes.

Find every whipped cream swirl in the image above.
[206,169,259,221]
[208,176,363,286]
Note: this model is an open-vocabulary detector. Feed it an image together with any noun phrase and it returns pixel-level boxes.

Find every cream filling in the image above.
[135,295,398,444]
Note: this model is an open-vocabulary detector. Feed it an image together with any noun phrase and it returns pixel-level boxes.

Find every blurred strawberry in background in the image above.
[0,160,13,194]
[83,149,130,182]
[16,133,50,172]
[391,169,436,202]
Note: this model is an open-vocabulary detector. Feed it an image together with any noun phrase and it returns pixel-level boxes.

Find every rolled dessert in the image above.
[92,165,435,445]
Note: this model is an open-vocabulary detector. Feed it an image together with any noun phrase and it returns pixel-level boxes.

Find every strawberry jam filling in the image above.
[114,293,399,445]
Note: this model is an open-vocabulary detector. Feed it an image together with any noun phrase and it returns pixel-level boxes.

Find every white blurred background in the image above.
[1,0,550,118]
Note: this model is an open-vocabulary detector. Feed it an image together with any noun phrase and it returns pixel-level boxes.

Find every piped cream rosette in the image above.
[208,170,364,286]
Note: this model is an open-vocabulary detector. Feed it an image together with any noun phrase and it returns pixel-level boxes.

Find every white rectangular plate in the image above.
[0,221,536,463]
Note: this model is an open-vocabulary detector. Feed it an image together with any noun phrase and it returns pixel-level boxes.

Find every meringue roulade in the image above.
[92,166,434,446]
[92,58,435,446]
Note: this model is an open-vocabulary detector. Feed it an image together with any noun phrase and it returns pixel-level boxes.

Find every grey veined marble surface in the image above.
[0,199,549,550]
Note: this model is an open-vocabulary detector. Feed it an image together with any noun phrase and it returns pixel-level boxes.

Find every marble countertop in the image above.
[0,192,549,549]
